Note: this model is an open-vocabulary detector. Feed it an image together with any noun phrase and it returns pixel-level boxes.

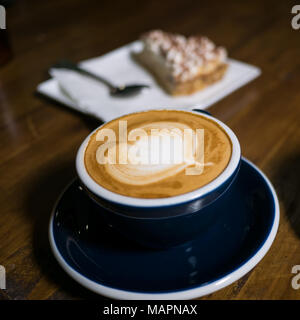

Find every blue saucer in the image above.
[49,158,279,299]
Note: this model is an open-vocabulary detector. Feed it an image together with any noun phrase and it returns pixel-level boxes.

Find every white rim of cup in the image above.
[76,109,241,208]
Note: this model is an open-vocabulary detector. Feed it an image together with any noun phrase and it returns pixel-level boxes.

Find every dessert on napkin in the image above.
[137,30,228,95]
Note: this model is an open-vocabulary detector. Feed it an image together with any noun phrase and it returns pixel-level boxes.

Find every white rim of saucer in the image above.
[75,109,241,207]
[49,158,280,300]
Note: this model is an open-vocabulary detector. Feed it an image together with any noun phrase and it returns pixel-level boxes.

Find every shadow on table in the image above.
[271,152,300,238]
[25,158,108,300]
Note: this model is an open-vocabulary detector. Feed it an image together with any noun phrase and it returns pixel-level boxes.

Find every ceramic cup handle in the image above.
[192,109,212,116]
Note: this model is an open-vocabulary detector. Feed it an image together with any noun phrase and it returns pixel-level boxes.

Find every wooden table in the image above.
[0,0,299,300]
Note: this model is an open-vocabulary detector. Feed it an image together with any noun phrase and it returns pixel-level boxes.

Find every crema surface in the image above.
[84,110,232,198]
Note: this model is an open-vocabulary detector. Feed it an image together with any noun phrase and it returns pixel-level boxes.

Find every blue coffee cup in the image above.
[76,109,241,248]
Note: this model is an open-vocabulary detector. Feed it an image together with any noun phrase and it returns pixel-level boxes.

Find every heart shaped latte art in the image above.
[98,121,209,186]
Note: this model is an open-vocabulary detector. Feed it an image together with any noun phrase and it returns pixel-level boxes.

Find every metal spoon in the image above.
[52,60,150,97]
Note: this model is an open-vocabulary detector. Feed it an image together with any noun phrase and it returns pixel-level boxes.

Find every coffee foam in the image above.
[84,110,232,198]
[103,121,197,185]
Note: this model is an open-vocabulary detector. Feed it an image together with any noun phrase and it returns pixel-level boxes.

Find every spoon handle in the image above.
[52,60,116,91]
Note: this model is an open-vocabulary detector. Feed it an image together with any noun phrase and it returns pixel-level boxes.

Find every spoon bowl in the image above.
[111,84,150,97]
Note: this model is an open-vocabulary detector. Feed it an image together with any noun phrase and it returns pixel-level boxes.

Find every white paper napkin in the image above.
[38,41,261,123]
[49,67,180,122]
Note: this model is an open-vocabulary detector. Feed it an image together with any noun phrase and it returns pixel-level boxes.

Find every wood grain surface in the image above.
[0,0,300,300]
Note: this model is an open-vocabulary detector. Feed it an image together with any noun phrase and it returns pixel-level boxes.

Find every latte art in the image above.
[99,121,205,186]
[84,110,232,198]
[125,122,193,165]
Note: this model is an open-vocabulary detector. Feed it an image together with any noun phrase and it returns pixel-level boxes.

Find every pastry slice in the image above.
[137,30,228,96]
